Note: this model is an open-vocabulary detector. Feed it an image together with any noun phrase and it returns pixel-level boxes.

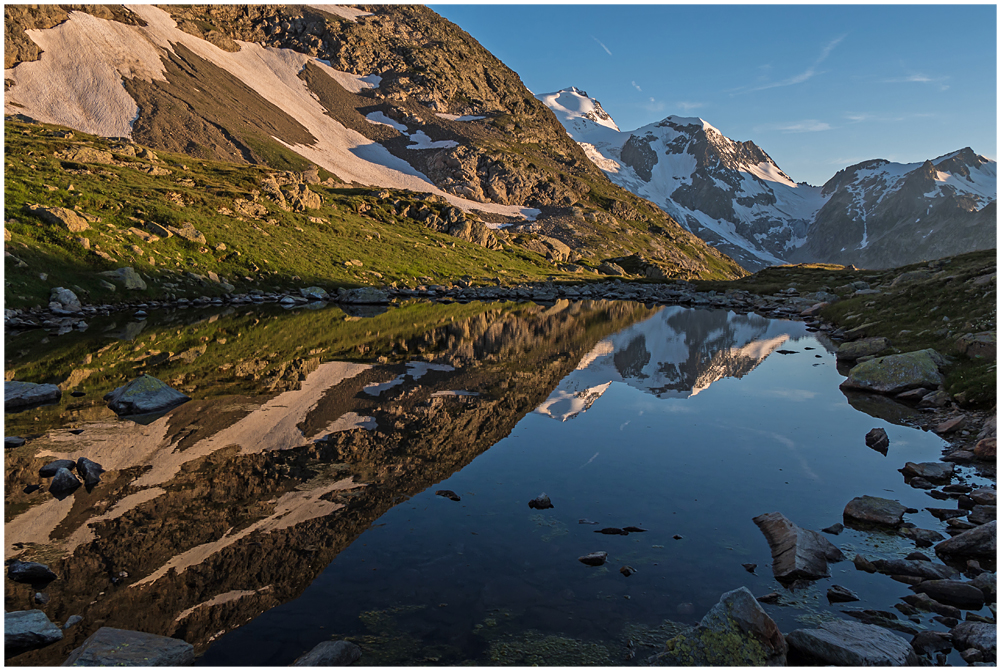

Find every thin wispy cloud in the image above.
[592,36,612,56]
[642,97,667,114]
[732,34,846,95]
[631,81,642,92]
[755,120,832,133]
[675,101,704,112]
[880,73,950,91]
[845,111,936,124]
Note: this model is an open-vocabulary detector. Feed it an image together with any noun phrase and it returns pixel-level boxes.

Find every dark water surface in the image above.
[4,300,990,665]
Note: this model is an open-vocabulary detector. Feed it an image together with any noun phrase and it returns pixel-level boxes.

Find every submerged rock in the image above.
[647,587,787,666]
[434,490,460,502]
[7,560,57,585]
[5,610,63,657]
[49,468,82,500]
[63,627,194,666]
[951,622,997,660]
[913,580,985,610]
[291,640,361,666]
[786,619,918,666]
[843,495,908,528]
[5,381,62,410]
[528,493,553,510]
[899,527,945,548]
[873,558,958,581]
[752,511,845,581]
[578,552,607,566]
[840,349,946,395]
[864,427,890,454]
[76,458,105,489]
[104,374,190,416]
[827,585,860,603]
[39,459,76,477]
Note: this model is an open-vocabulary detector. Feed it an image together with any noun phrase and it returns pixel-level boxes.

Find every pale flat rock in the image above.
[786,619,918,666]
[63,627,194,666]
[291,640,361,666]
[840,349,946,394]
[844,495,907,527]
[5,381,62,410]
[935,521,996,557]
[104,374,190,416]
[5,610,63,657]
[752,511,845,581]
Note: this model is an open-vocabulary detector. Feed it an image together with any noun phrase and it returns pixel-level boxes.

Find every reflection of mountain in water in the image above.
[4,299,655,665]
[536,307,810,421]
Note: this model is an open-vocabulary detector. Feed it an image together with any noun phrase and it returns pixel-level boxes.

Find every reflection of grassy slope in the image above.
[4,121,592,309]
[3,300,507,436]
[696,249,997,407]
[8,300,655,665]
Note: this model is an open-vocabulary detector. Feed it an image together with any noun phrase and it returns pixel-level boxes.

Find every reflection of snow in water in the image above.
[536,307,811,421]
[431,390,479,397]
[364,362,455,395]
[8,361,373,560]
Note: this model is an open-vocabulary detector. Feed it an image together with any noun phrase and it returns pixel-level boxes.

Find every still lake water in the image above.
[4,299,990,665]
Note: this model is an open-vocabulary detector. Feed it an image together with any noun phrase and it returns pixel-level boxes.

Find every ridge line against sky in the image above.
[432,3,998,186]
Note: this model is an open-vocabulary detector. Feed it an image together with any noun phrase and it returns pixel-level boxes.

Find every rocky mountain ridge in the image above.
[540,87,996,271]
[3,4,744,285]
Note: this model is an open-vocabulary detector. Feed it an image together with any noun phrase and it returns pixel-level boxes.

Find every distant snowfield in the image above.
[306,5,373,22]
[4,6,535,219]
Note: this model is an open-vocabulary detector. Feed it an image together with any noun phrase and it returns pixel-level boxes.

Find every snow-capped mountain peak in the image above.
[538,87,620,140]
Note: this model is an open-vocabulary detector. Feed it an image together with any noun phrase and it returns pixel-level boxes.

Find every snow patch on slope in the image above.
[5,6,534,219]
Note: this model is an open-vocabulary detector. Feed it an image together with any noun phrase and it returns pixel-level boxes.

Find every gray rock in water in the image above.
[63,627,194,666]
[5,436,27,449]
[578,551,607,566]
[49,287,82,314]
[840,349,946,395]
[76,458,105,489]
[821,522,844,535]
[901,593,962,619]
[338,287,389,304]
[5,381,62,410]
[913,580,985,610]
[291,640,361,666]
[786,619,918,666]
[935,520,996,557]
[63,615,83,631]
[104,374,190,416]
[951,622,997,660]
[827,585,860,603]
[49,468,82,500]
[752,511,845,581]
[970,488,997,507]
[299,286,330,301]
[910,630,953,657]
[39,459,77,477]
[873,558,959,581]
[899,527,945,548]
[528,493,553,510]
[647,587,786,666]
[7,560,57,585]
[900,461,954,483]
[5,610,63,657]
[844,495,908,528]
[865,427,890,454]
[970,572,996,601]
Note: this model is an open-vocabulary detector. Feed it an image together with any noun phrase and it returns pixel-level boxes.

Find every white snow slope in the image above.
[4,6,535,219]
[540,87,996,269]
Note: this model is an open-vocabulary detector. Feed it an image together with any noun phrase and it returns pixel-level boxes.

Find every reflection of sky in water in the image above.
[203,324,988,666]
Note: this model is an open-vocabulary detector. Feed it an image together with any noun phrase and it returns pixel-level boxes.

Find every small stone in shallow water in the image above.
[435,490,460,502]
[822,523,844,535]
[528,493,553,509]
[865,428,889,454]
[827,585,860,603]
[578,551,607,566]
[757,591,781,604]
[622,526,647,533]
[594,527,627,535]
[578,519,599,525]
[672,534,683,540]
[742,563,757,573]
[620,566,636,577]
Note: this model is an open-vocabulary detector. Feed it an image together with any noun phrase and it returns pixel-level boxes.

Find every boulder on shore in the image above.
[934,520,996,558]
[49,287,82,314]
[104,374,190,416]
[337,287,389,304]
[752,512,845,581]
[839,349,946,395]
[291,640,361,666]
[62,627,194,666]
[648,587,787,666]
[843,495,908,528]
[5,610,63,658]
[5,381,62,410]
[837,337,890,361]
[786,619,918,666]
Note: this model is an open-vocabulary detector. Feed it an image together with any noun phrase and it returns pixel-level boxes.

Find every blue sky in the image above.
[433,4,997,186]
